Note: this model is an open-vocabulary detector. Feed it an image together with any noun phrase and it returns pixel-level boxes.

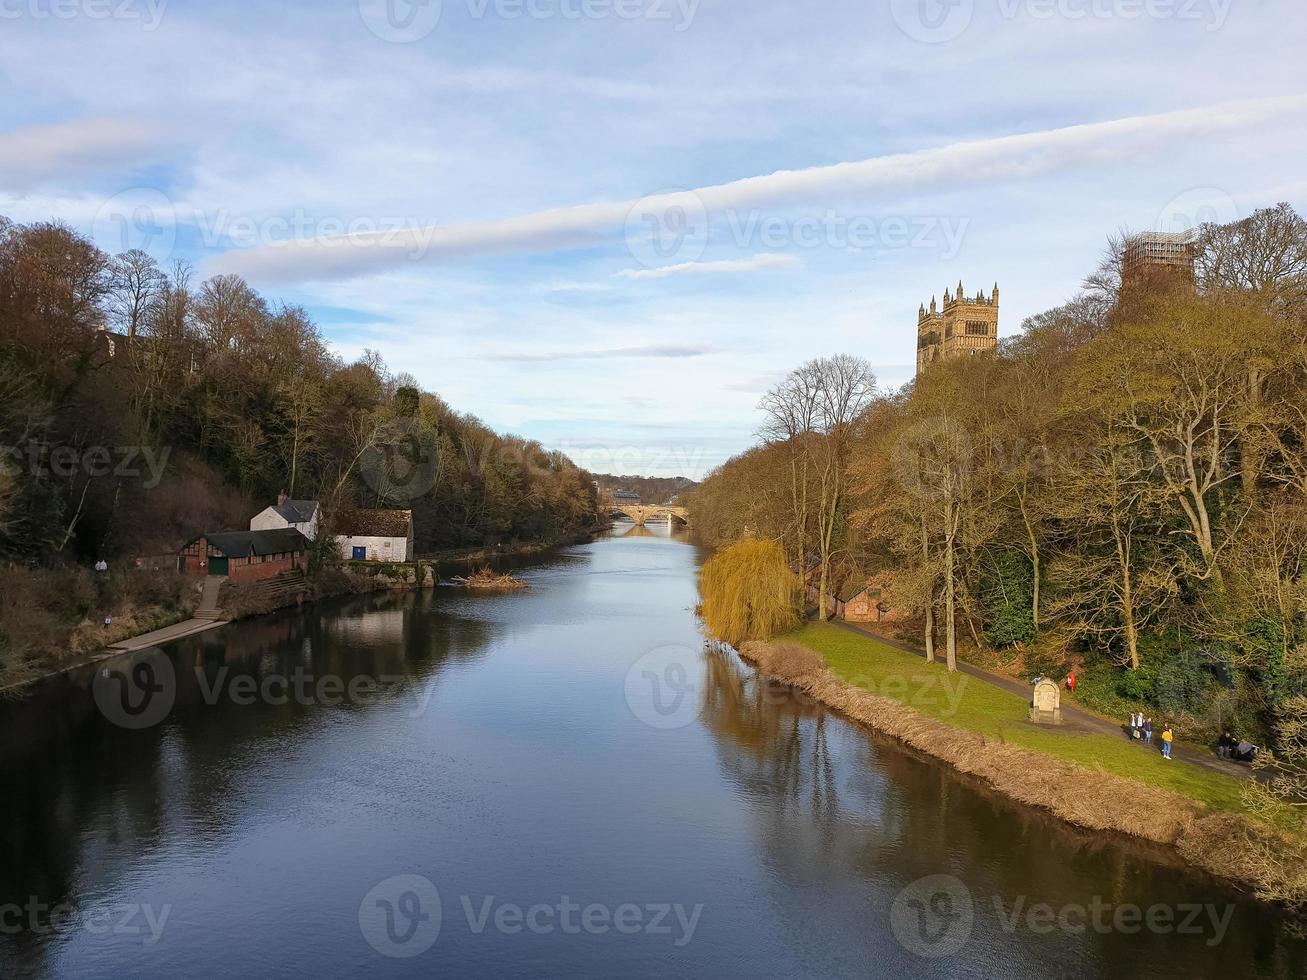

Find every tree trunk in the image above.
[943,500,958,671]
[1019,492,1040,630]
[920,515,935,662]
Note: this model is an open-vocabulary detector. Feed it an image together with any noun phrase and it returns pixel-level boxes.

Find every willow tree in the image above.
[699,538,801,647]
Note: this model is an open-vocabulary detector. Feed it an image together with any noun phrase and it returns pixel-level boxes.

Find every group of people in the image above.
[1218,731,1258,763]
[1127,712,1175,759]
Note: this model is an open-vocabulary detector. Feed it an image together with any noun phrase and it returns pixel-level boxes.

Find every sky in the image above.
[2,0,1305,478]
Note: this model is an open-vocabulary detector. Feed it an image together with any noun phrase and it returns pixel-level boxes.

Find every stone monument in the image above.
[1029,678,1062,725]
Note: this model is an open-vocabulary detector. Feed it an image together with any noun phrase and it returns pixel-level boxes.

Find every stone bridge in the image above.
[611,504,690,527]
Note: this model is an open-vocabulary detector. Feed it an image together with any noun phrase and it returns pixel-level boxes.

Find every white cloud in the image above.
[0,118,161,193]
[210,92,1307,285]
[614,253,800,280]
[484,343,720,363]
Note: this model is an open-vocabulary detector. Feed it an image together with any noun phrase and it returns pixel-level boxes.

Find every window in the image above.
[965,320,990,336]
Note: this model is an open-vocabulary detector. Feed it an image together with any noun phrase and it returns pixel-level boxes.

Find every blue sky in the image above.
[2,0,1304,476]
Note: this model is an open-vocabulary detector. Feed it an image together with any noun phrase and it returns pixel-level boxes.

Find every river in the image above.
[1,528,1303,978]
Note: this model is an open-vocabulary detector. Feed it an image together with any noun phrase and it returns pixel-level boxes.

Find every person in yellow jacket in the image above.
[1161,724,1174,760]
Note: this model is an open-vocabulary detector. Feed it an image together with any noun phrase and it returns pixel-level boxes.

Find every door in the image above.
[352,546,367,560]
[209,556,228,576]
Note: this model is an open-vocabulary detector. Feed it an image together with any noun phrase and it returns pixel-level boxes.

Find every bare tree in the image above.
[1196,203,1307,317]
[761,356,876,620]
[194,273,265,352]
[106,249,163,339]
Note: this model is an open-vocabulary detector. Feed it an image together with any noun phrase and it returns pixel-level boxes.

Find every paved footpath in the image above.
[828,619,1253,782]
[108,618,228,652]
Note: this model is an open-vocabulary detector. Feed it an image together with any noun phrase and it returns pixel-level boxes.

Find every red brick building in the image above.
[180,528,310,582]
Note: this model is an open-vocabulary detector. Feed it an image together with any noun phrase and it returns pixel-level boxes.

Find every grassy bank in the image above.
[736,626,1307,913]
[794,623,1247,813]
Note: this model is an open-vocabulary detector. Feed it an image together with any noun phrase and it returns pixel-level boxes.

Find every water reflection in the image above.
[1,534,1304,979]
[0,589,497,977]
[696,642,1305,977]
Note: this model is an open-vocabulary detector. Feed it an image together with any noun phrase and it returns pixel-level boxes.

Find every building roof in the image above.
[334,509,413,538]
[189,528,311,557]
[614,490,640,500]
[271,499,320,523]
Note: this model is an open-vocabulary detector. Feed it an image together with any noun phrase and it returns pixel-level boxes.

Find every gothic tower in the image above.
[916,282,999,376]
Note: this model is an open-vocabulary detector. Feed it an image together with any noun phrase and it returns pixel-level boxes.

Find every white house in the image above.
[334,509,415,562]
[250,493,322,541]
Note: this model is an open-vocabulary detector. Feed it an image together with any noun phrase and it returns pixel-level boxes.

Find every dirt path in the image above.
[827,619,1253,782]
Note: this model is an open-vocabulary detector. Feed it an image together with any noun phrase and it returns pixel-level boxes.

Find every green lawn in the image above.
[789,623,1249,813]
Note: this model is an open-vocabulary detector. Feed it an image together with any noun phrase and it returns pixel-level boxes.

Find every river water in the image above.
[1,528,1303,978]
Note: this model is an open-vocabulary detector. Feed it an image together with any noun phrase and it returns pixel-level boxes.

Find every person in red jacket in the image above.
[1065,670,1077,695]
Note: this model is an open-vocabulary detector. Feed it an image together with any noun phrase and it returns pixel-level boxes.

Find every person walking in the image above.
[1161,724,1174,759]
[1143,717,1153,745]
[1065,670,1077,695]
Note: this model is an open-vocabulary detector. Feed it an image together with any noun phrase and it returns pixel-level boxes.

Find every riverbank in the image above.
[736,629,1307,916]
[0,535,596,697]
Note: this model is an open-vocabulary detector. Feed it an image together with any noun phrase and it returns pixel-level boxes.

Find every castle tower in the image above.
[916,281,999,376]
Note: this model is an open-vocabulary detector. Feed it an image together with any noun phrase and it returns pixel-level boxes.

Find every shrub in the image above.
[980,549,1036,647]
